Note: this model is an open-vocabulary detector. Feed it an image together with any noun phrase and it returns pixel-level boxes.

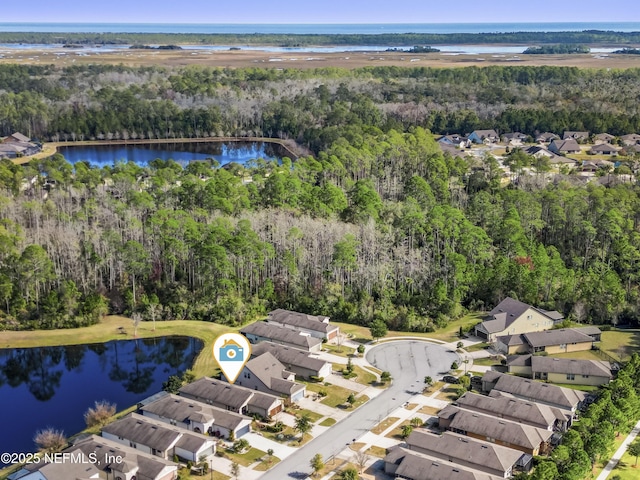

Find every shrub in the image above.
[451,361,459,370]
[84,400,116,428]
[34,428,67,453]
[318,389,328,397]
[309,375,324,383]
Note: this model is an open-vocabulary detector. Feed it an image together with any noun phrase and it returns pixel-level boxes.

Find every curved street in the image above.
[257,340,460,479]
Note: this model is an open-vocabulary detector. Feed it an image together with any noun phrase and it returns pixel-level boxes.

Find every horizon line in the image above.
[2,21,640,25]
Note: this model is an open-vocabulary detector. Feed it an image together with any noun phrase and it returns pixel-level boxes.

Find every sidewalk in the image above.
[597,419,640,480]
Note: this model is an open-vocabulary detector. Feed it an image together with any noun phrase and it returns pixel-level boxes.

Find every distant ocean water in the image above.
[0,22,639,34]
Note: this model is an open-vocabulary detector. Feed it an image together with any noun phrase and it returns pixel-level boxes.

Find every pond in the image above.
[57,141,288,168]
[0,336,203,462]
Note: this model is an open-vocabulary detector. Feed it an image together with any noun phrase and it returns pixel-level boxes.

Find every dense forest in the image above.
[1,30,640,46]
[2,64,640,331]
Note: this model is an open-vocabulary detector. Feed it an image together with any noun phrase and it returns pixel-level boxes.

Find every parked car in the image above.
[442,375,460,384]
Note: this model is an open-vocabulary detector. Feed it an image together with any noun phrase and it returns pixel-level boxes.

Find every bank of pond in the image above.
[0,336,203,464]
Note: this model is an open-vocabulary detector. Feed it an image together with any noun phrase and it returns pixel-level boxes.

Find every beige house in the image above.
[231,352,306,402]
[474,297,563,342]
[267,308,340,341]
[241,321,323,352]
[250,341,332,379]
[507,355,612,386]
[496,327,600,355]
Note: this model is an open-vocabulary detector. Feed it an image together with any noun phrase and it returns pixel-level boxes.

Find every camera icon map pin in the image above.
[213,333,252,384]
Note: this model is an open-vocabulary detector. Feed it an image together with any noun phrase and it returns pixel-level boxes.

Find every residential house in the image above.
[474,297,563,342]
[266,308,339,341]
[9,452,102,480]
[590,143,619,155]
[524,146,577,167]
[501,132,528,146]
[562,131,589,142]
[620,133,640,146]
[622,144,640,155]
[437,406,553,455]
[438,134,471,148]
[384,446,502,480]
[440,143,471,158]
[548,139,581,155]
[481,371,586,413]
[0,132,40,158]
[179,377,283,418]
[241,321,323,352]
[250,341,332,379]
[535,132,559,143]
[232,352,306,402]
[101,413,215,462]
[594,133,616,144]
[496,327,600,355]
[455,391,568,432]
[507,355,612,386]
[404,429,526,477]
[140,392,252,439]
[468,130,499,144]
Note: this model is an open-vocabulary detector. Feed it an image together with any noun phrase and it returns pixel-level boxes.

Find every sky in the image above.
[2,0,639,24]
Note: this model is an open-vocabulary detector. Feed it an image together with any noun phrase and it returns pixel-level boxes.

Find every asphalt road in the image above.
[257,340,459,479]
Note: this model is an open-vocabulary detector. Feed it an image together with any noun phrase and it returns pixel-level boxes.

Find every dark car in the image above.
[442,375,460,384]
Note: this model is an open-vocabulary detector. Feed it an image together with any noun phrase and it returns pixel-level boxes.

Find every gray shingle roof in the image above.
[404,430,522,473]
[439,406,552,450]
[179,377,253,409]
[523,328,594,348]
[563,131,589,140]
[245,352,306,396]
[102,414,181,451]
[549,139,581,152]
[251,342,329,373]
[480,297,561,334]
[241,322,323,349]
[484,372,586,410]
[267,309,336,334]
[496,333,526,346]
[531,356,612,378]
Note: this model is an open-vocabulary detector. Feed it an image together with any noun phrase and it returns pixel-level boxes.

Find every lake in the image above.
[57,141,288,168]
[0,336,203,462]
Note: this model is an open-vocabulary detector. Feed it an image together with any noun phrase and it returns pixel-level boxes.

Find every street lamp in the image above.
[463,356,469,375]
[210,458,213,480]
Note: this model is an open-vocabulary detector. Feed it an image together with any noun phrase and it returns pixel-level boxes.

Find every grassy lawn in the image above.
[332,322,373,343]
[306,382,358,408]
[405,403,418,411]
[371,417,399,435]
[0,315,235,378]
[263,426,313,447]
[471,357,500,367]
[436,385,463,401]
[294,408,324,423]
[319,417,336,427]
[548,350,605,361]
[385,420,411,439]
[323,343,355,357]
[423,381,445,396]
[366,445,388,458]
[223,447,267,467]
[550,382,600,392]
[418,406,441,416]
[600,329,640,361]
[465,342,490,352]
[253,455,281,471]
[349,442,366,451]
[332,363,379,387]
[605,440,640,479]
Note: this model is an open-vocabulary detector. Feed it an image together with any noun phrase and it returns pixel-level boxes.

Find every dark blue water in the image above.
[0,22,639,34]
[0,336,203,461]
[57,141,286,168]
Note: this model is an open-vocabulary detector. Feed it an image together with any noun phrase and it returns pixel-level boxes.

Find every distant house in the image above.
[0,132,40,158]
[101,413,215,462]
[474,297,563,342]
[140,392,252,439]
[590,143,619,155]
[266,308,339,341]
[455,391,569,432]
[507,355,612,386]
[437,405,553,455]
[384,446,503,480]
[501,132,528,146]
[496,327,600,355]
[438,134,471,148]
[468,129,499,144]
[620,133,640,146]
[241,321,323,352]
[250,341,332,379]
[524,145,576,166]
[481,371,586,413]
[594,133,616,144]
[403,429,526,478]
[535,132,559,143]
[562,131,589,142]
[232,352,306,402]
[440,143,471,158]
[179,377,283,418]
[548,139,581,155]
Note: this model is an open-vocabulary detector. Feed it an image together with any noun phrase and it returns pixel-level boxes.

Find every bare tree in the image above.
[84,400,116,428]
[132,312,142,338]
[34,428,67,453]
[353,450,370,474]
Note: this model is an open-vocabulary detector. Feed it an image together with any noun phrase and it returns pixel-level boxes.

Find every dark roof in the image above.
[484,372,586,410]
[536,132,559,142]
[141,393,249,430]
[531,356,612,378]
[404,430,522,473]
[523,328,595,348]
[574,326,602,336]
[386,446,501,480]
[102,414,181,451]
[179,377,253,409]
[471,129,499,138]
[241,322,323,349]
[590,143,619,153]
[251,342,329,372]
[8,132,31,143]
[549,139,580,152]
[562,131,589,140]
[267,309,336,334]
[439,406,552,450]
[506,354,532,367]
[496,333,526,346]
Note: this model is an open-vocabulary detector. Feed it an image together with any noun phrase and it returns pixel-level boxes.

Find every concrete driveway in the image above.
[256,340,459,479]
